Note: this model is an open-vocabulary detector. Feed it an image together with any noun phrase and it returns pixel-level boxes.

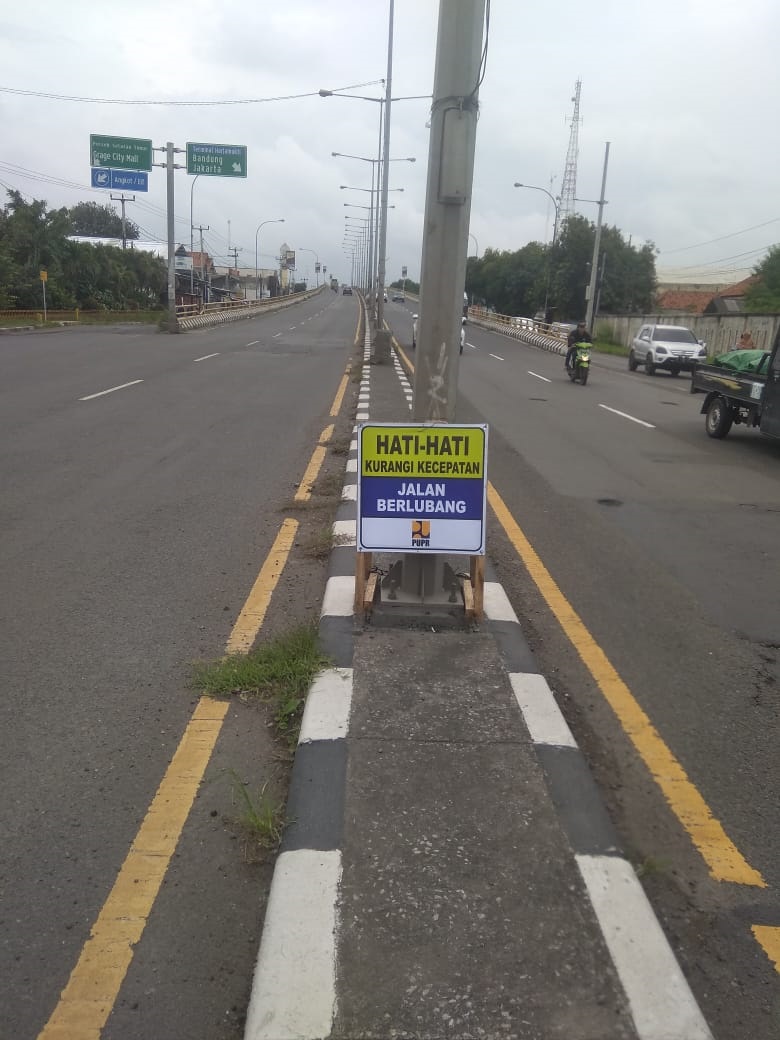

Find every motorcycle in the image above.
[567,341,591,385]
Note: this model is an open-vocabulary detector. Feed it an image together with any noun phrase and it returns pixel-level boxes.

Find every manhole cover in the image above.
[597,498,622,507]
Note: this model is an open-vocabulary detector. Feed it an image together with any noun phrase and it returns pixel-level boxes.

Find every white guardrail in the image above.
[176,286,324,331]
[467,309,568,355]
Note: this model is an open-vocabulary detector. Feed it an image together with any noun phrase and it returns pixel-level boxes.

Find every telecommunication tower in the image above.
[559,79,582,226]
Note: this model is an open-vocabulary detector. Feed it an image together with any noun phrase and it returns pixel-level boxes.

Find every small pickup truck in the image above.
[690,336,780,439]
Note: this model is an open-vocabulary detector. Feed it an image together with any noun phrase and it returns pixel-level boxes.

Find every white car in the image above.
[629,323,707,376]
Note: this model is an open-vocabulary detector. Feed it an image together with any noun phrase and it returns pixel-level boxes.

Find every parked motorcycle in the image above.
[567,342,591,385]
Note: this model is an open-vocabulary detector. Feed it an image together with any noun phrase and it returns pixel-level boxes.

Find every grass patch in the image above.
[228,772,286,860]
[300,527,353,560]
[329,434,353,456]
[313,471,346,498]
[635,855,670,879]
[593,323,629,357]
[593,339,629,358]
[192,624,329,746]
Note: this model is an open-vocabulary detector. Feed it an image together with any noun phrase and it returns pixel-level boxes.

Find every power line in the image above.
[0,79,383,107]
[659,216,780,256]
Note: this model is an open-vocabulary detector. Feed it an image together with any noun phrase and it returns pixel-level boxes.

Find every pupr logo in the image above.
[411,520,430,547]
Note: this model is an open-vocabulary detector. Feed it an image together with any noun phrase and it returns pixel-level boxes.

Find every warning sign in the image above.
[357,423,488,553]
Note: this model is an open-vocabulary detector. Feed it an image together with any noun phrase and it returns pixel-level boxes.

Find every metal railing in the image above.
[0,309,80,322]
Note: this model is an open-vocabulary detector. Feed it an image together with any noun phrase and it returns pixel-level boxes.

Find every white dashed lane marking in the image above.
[80,380,143,401]
[599,404,656,429]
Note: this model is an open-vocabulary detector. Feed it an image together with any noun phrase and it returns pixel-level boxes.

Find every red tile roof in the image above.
[655,289,714,314]
[711,275,758,299]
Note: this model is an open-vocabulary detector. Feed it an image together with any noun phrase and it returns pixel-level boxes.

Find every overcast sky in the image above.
[1,0,778,288]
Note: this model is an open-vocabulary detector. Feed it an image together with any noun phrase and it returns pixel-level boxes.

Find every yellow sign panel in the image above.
[40,270,48,282]
[360,424,485,478]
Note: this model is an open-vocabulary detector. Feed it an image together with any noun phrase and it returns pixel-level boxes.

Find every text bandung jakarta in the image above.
[376,481,466,514]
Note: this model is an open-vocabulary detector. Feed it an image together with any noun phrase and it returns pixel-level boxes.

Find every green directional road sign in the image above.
[90,134,153,172]
[186,142,247,178]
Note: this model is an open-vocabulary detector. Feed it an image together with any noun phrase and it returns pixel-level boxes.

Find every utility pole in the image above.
[411,0,485,422]
[192,223,209,297]
[585,141,610,332]
[110,193,135,250]
[229,247,242,296]
[402,0,485,600]
[155,141,185,333]
[199,226,209,302]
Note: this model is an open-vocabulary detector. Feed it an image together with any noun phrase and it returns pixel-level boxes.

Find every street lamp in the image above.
[189,174,200,295]
[332,151,415,314]
[298,246,320,287]
[514,182,561,322]
[255,219,284,300]
[469,232,479,258]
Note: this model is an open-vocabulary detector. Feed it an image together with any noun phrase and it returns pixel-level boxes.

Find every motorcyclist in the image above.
[565,320,591,370]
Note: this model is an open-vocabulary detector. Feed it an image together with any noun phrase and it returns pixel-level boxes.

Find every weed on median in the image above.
[192,624,329,748]
[227,771,286,862]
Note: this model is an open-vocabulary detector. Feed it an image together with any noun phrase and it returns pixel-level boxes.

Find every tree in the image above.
[67,201,139,240]
[745,247,780,312]
[0,189,164,311]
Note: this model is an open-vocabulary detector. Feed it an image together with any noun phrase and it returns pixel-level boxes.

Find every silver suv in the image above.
[629,324,707,376]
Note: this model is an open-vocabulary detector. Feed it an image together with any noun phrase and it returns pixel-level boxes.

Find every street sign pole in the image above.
[166,143,177,332]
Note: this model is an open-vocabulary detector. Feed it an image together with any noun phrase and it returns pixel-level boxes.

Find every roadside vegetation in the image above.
[226,771,286,862]
[192,624,329,750]
[0,190,165,313]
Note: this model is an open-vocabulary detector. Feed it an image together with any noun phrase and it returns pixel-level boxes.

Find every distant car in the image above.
[392,291,405,302]
[342,285,353,295]
[629,323,707,376]
[383,291,388,302]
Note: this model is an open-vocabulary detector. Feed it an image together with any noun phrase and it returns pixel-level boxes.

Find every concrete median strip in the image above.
[244,310,713,1040]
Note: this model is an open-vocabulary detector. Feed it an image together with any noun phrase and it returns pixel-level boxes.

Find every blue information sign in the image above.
[90,168,149,192]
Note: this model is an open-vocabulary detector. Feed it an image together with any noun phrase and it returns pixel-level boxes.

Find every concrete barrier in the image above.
[177,287,324,331]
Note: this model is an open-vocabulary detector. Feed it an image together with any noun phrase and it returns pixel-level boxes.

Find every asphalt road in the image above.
[0,290,360,1040]
[385,303,780,1039]
[3,292,778,1040]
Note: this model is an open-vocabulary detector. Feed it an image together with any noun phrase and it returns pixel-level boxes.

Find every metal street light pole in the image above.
[375,0,395,349]
[255,219,284,300]
[514,181,561,322]
[190,174,200,295]
[298,246,320,287]
[585,142,610,332]
[332,150,415,316]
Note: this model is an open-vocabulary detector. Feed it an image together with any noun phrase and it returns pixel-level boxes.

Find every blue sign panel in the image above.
[90,168,149,192]
[111,170,149,192]
[91,167,111,189]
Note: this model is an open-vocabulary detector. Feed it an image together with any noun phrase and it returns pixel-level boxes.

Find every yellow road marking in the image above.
[487,481,765,888]
[752,926,780,973]
[225,518,300,654]
[330,372,349,418]
[39,357,352,1038]
[39,699,229,1040]
[294,424,334,502]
